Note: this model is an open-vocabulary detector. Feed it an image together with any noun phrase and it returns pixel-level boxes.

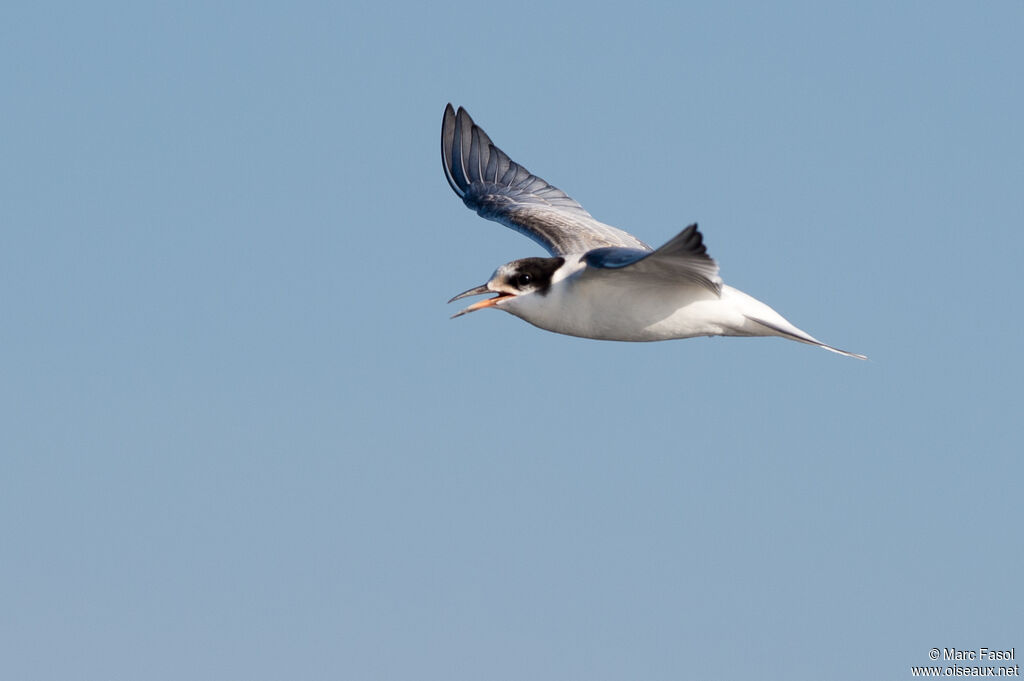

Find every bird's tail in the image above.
[745,315,867,360]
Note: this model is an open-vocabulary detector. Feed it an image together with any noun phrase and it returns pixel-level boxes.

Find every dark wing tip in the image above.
[442,104,487,199]
[441,104,459,196]
[678,223,708,256]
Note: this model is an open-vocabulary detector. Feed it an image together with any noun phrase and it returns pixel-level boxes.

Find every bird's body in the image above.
[442,104,865,359]
[507,272,802,344]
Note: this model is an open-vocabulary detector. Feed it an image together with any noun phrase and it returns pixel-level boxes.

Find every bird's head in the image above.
[448,257,565,318]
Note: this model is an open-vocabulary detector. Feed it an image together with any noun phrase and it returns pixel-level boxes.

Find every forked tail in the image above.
[745,315,867,360]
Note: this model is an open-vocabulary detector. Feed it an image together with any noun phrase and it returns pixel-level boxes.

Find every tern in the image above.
[443,104,865,360]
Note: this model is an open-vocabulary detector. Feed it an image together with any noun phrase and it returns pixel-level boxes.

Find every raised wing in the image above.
[442,104,650,256]
[582,223,722,295]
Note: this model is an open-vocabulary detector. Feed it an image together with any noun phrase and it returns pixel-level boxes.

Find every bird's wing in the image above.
[581,223,722,295]
[442,104,650,256]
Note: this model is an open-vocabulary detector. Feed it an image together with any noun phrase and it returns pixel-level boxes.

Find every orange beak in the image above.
[448,284,515,318]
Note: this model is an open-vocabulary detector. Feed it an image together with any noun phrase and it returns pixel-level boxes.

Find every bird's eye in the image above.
[516,273,532,287]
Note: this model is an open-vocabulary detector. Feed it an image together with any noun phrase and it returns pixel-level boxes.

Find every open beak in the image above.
[448,284,515,319]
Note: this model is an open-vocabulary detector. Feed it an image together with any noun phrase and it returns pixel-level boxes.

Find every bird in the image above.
[441,104,866,360]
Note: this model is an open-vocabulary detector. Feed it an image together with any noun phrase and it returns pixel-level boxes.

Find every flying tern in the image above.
[443,104,865,360]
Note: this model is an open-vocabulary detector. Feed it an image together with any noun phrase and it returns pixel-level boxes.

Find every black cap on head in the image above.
[504,257,564,294]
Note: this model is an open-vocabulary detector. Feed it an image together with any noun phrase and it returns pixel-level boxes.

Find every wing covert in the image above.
[582,224,722,294]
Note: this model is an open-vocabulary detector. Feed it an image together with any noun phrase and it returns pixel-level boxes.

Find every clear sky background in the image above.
[2,2,1021,680]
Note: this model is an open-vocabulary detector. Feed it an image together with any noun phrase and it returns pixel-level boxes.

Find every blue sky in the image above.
[2,2,1021,679]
